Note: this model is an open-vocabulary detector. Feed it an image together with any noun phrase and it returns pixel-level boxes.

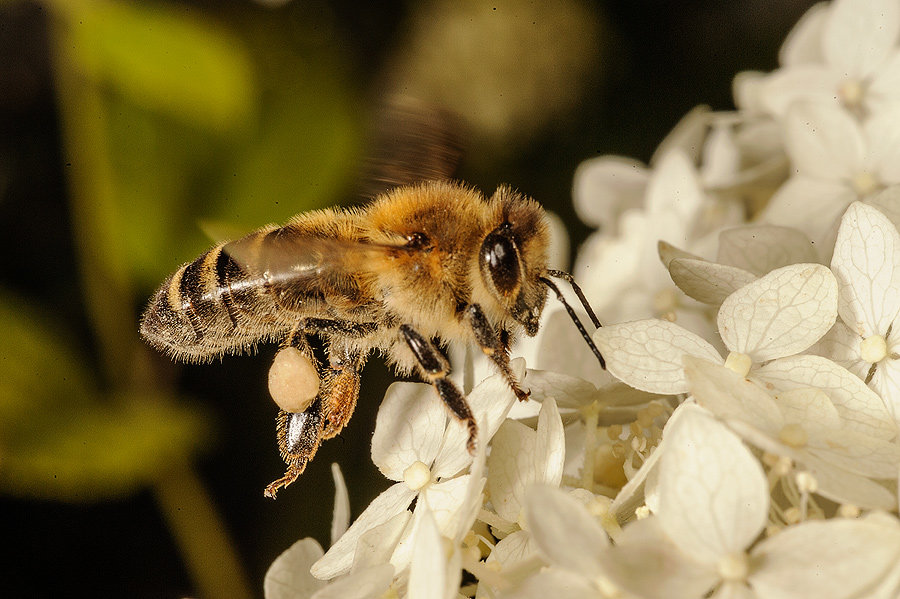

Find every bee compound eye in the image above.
[480,230,521,296]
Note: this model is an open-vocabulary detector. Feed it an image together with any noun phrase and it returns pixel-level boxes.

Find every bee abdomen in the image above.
[140,241,286,362]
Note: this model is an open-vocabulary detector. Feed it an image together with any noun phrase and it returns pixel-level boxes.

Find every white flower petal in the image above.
[312,483,416,580]
[717,263,838,361]
[866,107,900,184]
[502,567,602,599]
[573,155,648,229]
[330,463,350,547]
[785,103,864,180]
[800,453,898,510]
[265,538,326,599]
[657,406,768,564]
[432,361,520,479]
[487,529,536,568]
[530,308,609,386]
[593,319,723,395]
[523,368,599,409]
[407,499,447,599]
[807,427,900,479]
[646,150,705,225]
[774,387,842,429]
[668,257,758,305]
[600,516,719,599]
[761,176,857,248]
[813,321,867,374]
[760,66,841,117]
[683,356,784,439]
[525,484,609,579]
[352,511,411,572]
[371,382,447,481]
[868,186,900,231]
[832,202,900,337]
[718,225,818,276]
[311,565,394,599]
[534,397,565,487]
[823,0,900,79]
[753,355,897,440]
[871,361,900,423]
[778,2,829,66]
[750,516,900,599]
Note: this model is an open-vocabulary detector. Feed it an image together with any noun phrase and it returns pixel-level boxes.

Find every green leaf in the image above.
[66,0,256,132]
[0,292,96,431]
[0,392,208,501]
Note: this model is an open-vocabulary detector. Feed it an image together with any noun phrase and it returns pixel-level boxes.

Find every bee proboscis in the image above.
[140,179,605,497]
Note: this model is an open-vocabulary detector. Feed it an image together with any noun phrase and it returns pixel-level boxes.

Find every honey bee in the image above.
[142,178,606,499]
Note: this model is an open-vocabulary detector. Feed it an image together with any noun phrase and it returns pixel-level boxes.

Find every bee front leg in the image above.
[266,397,325,499]
[464,304,529,402]
[399,324,477,454]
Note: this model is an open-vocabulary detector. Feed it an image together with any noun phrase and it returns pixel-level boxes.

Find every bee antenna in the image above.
[538,275,606,370]
[544,269,602,328]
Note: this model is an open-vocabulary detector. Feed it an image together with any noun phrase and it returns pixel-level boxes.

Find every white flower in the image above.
[759,0,900,118]
[685,356,900,510]
[594,262,838,395]
[662,224,817,307]
[311,363,520,580]
[601,405,900,599]
[759,102,900,249]
[817,202,900,421]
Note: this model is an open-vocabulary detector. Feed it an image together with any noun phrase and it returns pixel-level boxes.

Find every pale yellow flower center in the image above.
[653,286,680,321]
[724,351,752,377]
[860,334,888,363]
[778,423,808,448]
[717,552,750,582]
[404,460,432,491]
[838,77,866,110]
[851,170,881,197]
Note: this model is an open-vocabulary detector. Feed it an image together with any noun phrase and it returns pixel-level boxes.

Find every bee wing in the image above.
[357,97,465,200]
[223,230,401,300]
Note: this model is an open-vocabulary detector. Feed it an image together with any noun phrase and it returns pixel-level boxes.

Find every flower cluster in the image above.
[265,1,900,597]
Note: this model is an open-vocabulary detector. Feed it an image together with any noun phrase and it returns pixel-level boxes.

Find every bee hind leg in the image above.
[266,397,325,499]
[320,347,367,440]
[399,324,477,454]
[464,304,529,402]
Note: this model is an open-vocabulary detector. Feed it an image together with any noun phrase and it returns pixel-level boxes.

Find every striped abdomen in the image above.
[140,227,301,362]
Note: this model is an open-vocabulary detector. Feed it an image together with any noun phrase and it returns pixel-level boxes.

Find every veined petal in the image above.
[753,354,897,440]
[717,263,838,361]
[593,319,723,395]
[351,511,411,572]
[534,397,565,487]
[871,360,900,423]
[668,257,758,306]
[717,225,817,276]
[657,407,768,564]
[330,464,350,547]
[371,382,447,481]
[832,202,900,338]
[823,0,900,79]
[645,150,705,227]
[868,186,900,231]
[526,484,609,579]
[750,516,900,599]
[502,567,604,599]
[806,427,900,479]
[522,368,599,409]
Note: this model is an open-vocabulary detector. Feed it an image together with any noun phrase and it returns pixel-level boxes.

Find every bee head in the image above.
[479,187,550,336]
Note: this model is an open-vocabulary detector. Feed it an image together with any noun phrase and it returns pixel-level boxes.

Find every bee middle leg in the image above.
[464,304,529,402]
[399,324,477,453]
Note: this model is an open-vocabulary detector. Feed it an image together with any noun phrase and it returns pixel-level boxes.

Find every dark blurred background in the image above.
[0,1,816,597]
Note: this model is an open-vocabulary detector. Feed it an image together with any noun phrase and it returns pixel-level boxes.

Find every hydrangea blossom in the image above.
[264,2,900,597]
